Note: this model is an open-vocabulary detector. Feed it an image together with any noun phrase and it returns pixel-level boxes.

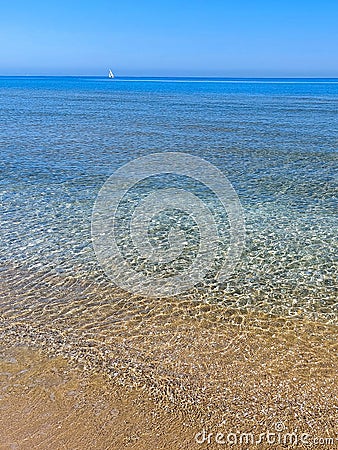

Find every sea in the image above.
[0,76,337,389]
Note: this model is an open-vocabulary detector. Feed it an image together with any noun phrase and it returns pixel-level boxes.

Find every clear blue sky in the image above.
[1,0,337,77]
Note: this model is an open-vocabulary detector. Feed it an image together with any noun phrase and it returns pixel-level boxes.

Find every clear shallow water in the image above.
[1,76,337,324]
[1,77,338,448]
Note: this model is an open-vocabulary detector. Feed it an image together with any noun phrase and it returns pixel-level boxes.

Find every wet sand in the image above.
[0,346,192,450]
[1,304,337,449]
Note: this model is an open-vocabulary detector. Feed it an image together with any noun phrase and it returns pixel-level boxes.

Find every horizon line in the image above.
[1,74,338,79]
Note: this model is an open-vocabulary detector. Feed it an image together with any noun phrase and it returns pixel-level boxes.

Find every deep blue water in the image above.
[1,77,337,322]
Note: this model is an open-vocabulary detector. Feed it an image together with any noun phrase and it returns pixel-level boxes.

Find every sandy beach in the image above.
[1,299,337,449]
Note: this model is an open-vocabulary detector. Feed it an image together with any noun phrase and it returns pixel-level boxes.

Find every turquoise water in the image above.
[1,77,337,324]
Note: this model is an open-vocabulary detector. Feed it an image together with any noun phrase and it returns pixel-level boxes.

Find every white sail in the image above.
[108,69,115,78]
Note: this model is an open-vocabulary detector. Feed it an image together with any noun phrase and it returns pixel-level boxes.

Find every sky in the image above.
[0,0,338,77]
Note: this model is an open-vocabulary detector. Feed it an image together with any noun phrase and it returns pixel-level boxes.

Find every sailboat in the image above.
[108,69,115,79]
